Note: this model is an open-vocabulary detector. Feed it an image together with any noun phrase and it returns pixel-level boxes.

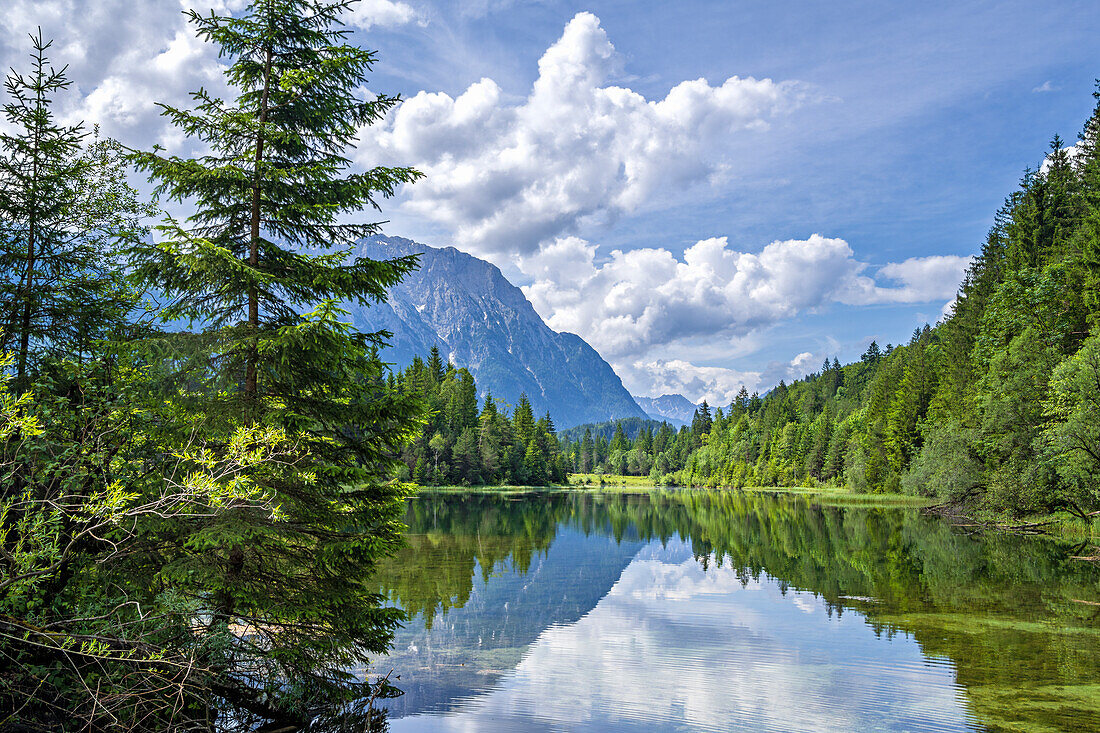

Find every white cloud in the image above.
[789,351,816,372]
[0,1,233,147]
[620,350,827,406]
[1032,80,1056,93]
[356,12,807,259]
[347,0,423,30]
[623,359,761,407]
[522,234,864,360]
[837,254,973,305]
[517,236,971,402]
[0,0,422,149]
[521,235,966,363]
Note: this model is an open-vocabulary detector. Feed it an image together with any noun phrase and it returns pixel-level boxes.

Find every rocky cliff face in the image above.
[348,235,648,429]
[634,394,698,426]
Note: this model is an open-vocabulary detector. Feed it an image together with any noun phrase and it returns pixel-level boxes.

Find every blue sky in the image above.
[2,0,1098,402]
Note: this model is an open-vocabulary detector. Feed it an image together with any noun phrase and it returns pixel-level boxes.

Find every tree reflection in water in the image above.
[361,491,1100,732]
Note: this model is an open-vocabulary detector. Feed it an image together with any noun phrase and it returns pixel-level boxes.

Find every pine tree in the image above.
[581,428,595,472]
[540,410,556,435]
[693,399,713,436]
[1076,83,1100,325]
[513,393,536,446]
[0,32,143,385]
[127,1,423,725]
[427,345,445,383]
[609,422,628,452]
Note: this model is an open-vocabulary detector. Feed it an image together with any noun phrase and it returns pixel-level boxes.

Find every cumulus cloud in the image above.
[347,0,423,31]
[0,0,422,148]
[0,1,239,147]
[356,12,806,259]
[517,235,971,402]
[620,350,829,406]
[622,359,761,407]
[837,254,973,305]
[521,235,967,361]
[520,234,847,359]
[1032,80,1056,93]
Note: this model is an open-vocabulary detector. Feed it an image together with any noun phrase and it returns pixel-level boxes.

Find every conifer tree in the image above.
[513,393,536,445]
[1076,83,1100,324]
[581,428,595,472]
[127,1,423,726]
[0,31,143,385]
[427,344,446,383]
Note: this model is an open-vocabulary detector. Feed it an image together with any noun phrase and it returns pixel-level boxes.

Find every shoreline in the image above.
[411,479,1099,541]
[414,480,935,508]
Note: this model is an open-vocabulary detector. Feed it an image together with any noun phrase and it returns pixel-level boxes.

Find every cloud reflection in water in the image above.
[387,538,977,733]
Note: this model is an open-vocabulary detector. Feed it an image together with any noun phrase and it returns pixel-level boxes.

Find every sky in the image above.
[2,0,1099,404]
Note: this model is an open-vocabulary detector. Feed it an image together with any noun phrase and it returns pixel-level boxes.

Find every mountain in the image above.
[634,394,697,426]
[348,235,648,429]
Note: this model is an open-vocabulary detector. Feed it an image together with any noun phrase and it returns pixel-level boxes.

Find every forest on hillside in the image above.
[392,88,1100,514]
[572,91,1100,518]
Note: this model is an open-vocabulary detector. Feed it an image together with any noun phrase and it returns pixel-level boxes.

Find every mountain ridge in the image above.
[347,235,648,429]
[634,394,697,426]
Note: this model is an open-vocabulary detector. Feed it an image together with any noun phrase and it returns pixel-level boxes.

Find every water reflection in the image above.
[368,492,1100,732]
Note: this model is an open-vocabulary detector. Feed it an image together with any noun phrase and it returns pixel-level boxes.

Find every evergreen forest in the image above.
[387,347,569,486]
[564,94,1100,520]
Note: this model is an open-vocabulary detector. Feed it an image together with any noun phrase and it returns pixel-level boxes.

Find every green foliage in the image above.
[1,5,422,730]
[1044,333,1100,510]
[560,415,699,480]
[391,354,568,486]
[558,416,671,444]
[664,83,1100,518]
[0,32,148,387]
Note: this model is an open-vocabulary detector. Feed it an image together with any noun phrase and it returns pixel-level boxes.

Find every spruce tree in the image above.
[128,1,423,726]
[0,31,143,386]
[1076,82,1100,324]
[427,344,445,383]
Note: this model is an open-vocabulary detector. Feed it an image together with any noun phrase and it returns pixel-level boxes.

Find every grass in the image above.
[565,474,933,506]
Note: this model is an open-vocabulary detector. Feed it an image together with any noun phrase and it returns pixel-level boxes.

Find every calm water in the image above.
[365,491,1100,732]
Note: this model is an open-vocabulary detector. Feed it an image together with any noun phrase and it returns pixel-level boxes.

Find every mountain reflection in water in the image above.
[365,491,1100,732]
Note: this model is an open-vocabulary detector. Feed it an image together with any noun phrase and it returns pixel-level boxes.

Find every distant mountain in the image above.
[348,235,648,429]
[634,394,697,426]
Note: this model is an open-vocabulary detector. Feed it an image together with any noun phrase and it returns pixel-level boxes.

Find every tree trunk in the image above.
[17,117,41,388]
[246,44,273,404]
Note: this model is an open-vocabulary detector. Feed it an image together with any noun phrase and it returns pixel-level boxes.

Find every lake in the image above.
[365,490,1100,732]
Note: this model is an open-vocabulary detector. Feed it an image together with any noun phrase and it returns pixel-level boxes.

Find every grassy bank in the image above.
[420,475,934,507]
[569,475,933,507]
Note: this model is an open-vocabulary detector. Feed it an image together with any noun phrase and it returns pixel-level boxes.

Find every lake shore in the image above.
[420,478,935,508]
[417,477,1100,539]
